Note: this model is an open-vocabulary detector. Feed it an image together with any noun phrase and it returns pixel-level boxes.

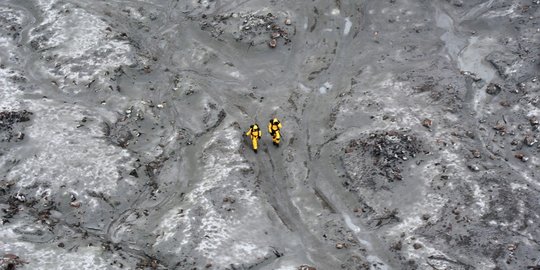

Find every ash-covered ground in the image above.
[1,0,539,269]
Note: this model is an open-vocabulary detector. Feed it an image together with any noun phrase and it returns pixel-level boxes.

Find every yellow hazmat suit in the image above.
[246,124,262,153]
[268,118,282,146]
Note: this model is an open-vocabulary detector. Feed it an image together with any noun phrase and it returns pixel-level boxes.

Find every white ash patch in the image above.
[29,0,135,93]
[7,100,135,198]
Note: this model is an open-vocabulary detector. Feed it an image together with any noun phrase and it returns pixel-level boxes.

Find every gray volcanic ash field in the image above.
[1,0,540,269]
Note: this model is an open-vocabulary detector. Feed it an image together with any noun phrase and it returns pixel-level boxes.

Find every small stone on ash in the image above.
[269,39,277,48]
[422,118,432,128]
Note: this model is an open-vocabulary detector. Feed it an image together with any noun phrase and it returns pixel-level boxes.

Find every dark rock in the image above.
[524,135,537,146]
[460,71,482,82]
[486,83,502,95]
[530,116,539,126]
[422,118,432,128]
[0,254,27,269]
[413,243,423,249]
[269,38,277,48]
[70,201,81,208]
[493,122,506,132]
[470,149,481,158]
[298,265,316,270]
[468,164,480,172]
[514,153,528,162]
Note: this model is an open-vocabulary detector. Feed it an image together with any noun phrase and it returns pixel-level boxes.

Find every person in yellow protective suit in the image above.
[246,124,262,153]
[268,118,282,146]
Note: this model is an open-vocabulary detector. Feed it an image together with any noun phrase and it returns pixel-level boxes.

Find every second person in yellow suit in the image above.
[268,118,282,146]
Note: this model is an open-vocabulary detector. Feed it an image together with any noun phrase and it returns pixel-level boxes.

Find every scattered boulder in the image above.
[467,164,480,172]
[486,83,502,95]
[493,121,506,132]
[524,135,537,146]
[530,116,539,126]
[421,118,432,128]
[514,153,528,162]
[298,265,316,270]
[470,149,481,158]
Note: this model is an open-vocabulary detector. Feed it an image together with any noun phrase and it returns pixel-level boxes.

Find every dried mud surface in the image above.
[1,0,539,269]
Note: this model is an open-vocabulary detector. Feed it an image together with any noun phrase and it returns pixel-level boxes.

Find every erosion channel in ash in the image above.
[1,0,539,269]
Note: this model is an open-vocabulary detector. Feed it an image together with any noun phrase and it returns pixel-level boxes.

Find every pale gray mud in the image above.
[1,0,539,269]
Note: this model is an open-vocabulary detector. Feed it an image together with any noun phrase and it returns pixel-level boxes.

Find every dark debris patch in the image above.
[0,110,33,142]
[343,130,423,183]
[198,12,294,47]
[0,254,28,270]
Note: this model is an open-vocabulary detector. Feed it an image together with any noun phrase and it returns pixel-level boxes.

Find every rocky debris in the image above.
[493,121,506,133]
[470,149,481,158]
[0,254,28,269]
[343,130,422,183]
[524,135,537,146]
[449,0,464,7]
[136,257,160,270]
[486,83,502,95]
[104,105,160,150]
[529,116,539,127]
[391,240,403,251]
[514,153,528,162]
[421,118,432,128]
[0,110,32,142]
[70,201,81,208]
[199,12,293,47]
[467,164,480,172]
[176,128,194,145]
[460,71,482,82]
[298,265,316,270]
[0,180,42,224]
[341,255,371,269]
[222,196,235,211]
[269,38,277,48]
[426,255,473,270]
[371,208,400,228]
